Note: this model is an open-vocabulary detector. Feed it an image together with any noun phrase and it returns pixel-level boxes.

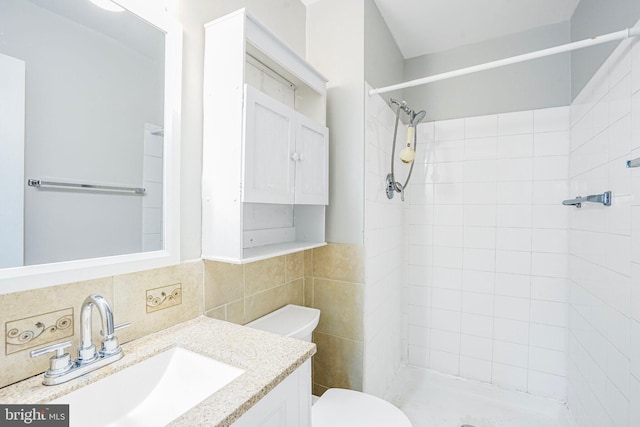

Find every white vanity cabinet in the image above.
[231,360,311,427]
[202,9,329,264]
[244,85,328,205]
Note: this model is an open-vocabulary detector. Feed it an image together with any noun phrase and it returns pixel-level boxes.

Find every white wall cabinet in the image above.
[231,360,311,427]
[293,113,329,205]
[202,9,329,264]
[244,85,328,206]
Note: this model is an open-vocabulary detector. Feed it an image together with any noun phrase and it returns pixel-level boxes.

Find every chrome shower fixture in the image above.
[411,110,427,126]
[400,110,427,163]
[390,98,412,115]
[386,98,427,201]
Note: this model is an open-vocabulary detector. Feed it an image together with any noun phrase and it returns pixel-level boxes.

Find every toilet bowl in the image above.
[246,304,412,427]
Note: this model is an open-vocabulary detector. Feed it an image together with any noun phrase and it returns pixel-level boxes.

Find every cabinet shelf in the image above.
[204,241,326,265]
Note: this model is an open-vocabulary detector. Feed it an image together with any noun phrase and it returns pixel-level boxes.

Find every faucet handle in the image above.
[30,341,73,375]
[100,321,131,357]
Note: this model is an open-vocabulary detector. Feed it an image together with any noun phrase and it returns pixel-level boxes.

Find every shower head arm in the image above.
[390,97,411,115]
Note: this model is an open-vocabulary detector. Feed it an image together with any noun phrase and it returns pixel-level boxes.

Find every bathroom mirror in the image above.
[0,0,182,293]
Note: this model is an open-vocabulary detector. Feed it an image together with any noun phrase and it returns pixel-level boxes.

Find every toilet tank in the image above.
[245,304,320,342]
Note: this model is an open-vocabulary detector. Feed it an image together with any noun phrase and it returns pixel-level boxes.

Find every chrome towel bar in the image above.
[28,179,145,194]
[562,191,611,208]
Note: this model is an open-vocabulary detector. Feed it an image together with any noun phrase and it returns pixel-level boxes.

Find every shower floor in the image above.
[385,366,575,427]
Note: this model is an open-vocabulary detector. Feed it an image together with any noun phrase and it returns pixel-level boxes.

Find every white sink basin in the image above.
[52,347,244,427]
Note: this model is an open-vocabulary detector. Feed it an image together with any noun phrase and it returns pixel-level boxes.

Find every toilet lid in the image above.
[312,388,412,427]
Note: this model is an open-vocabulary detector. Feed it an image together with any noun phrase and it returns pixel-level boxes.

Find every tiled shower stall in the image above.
[365,30,640,426]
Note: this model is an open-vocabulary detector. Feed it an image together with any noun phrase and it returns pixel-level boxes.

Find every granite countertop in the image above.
[0,316,316,426]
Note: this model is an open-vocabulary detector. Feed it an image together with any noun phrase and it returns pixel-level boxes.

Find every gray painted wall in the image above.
[364,0,404,105]
[402,22,571,122]
[307,0,366,245]
[570,0,640,99]
[305,0,404,246]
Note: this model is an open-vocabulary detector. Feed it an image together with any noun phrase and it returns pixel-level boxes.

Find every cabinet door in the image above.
[231,361,311,427]
[294,113,328,205]
[243,85,296,204]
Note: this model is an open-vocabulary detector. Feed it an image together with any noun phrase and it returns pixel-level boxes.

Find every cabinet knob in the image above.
[291,153,300,161]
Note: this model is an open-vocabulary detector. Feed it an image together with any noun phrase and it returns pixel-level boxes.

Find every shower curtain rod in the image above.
[368,27,640,96]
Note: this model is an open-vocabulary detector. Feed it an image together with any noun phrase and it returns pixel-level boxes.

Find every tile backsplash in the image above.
[5,308,73,356]
[146,282,183,313]
[0,245,364,395]
[203,252,305,325]
[0,261,203,388]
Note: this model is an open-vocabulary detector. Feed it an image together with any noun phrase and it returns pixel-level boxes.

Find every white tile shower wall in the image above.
[363,84,405,398]
[405,105,571,400]
[567,33,640,427]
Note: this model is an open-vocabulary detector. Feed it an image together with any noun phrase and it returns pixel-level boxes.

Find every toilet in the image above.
[246,304,412,427]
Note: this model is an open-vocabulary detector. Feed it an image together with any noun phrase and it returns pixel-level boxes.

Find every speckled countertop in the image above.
[0,316,316,426]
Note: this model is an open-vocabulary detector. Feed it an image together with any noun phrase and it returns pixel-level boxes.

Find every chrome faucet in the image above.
[30,294,130,385]
[78,294,119,363]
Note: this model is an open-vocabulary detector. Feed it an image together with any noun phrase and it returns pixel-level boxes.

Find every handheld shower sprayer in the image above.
[386,98,427,201]
[400,110,427,163]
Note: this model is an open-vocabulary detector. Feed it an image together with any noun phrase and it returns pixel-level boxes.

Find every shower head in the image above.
[411,110,426,126]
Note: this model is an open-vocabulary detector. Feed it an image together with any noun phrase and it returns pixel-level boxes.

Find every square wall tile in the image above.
[460,356,492,382]
[430,349,460,375]
[493,340,528,368]
[408,345,429,368]
[528,371,567,400]
[203,260,244,310]
[435,118,465,141]
[313,244,365,283]
[313,332,363,391]
[492,362,528,391]
[498,111,534,136]
[465,137,498,160]
[529,346,566,376]
[461,313,493,338]
[534,107,570,133]
[285,252,305,282]
[243,285,290,324]
[431,329,460,354]
[461,292,494,316]
[494,296,530,322]
[313,279,364,341]
[497,134,534,159]
[534,131,570,157]
[465,115,497,138]
[244,256,286,296]
[496,251,531,275]
[460,334,493,360]
[494,318,529,345]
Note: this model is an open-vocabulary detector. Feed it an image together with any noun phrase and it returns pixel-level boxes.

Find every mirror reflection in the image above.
[0,0,165,268]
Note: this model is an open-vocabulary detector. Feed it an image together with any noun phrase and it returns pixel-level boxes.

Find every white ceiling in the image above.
[367,0,580,59]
